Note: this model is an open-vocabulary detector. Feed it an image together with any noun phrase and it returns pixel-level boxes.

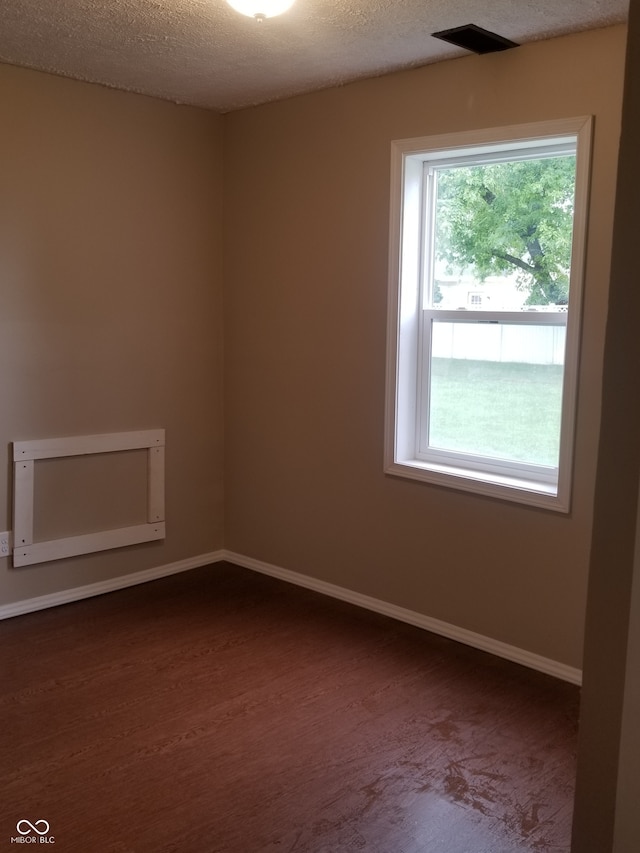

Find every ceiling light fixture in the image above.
[226,0,295,21]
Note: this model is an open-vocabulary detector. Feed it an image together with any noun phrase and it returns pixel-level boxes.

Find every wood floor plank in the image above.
[0,563,579,852]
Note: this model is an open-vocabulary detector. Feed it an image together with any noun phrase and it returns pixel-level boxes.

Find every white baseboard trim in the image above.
[222,550,583,686]
[0,550,225,621]
[0,547,582,686]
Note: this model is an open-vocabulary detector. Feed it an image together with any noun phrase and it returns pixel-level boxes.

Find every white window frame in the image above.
[384,118,592,511]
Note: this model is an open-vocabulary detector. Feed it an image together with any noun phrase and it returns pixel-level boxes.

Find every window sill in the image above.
[385,458,568,512]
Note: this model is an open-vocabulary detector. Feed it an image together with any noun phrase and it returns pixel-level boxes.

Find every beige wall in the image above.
[0,65,225,604]
[224,26,626,668]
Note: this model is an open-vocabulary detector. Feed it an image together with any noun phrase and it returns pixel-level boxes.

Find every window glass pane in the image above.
[427,154,576,311]
[428,322,565,467]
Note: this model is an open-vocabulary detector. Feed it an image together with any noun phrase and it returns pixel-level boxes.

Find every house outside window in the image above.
[385,118,592,511]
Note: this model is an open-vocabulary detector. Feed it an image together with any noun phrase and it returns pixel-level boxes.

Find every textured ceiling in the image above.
[0,0,628,112]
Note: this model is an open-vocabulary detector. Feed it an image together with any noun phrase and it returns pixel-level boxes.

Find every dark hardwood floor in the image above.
[0,563,579,852]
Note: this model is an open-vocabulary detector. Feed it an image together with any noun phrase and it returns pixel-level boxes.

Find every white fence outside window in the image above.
[432,322,566,365]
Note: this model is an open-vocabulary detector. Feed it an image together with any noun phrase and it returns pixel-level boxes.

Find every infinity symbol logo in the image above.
[16,819,50,836]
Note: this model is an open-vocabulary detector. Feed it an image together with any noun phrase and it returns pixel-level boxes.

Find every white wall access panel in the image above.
[12,429,165,567]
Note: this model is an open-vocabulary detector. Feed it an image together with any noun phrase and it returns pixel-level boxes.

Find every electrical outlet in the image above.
[0,531,12,556]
